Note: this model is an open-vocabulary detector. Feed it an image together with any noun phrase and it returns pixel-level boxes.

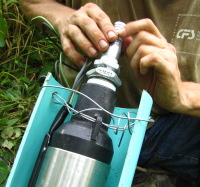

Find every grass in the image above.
[0,0,60,184]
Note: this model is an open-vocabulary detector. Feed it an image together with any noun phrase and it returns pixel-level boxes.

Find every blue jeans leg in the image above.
[138,113,200,183]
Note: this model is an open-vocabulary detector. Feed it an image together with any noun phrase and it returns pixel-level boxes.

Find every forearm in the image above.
[19,0,74,32]
[177,82,200,116]
[20,1,117,65]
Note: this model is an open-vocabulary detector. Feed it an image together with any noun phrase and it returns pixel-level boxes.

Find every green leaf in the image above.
[11,128,22,140]
[0,78,11,86]
[0,38,5,48]
[6,0,19,5]
[0,150,14,163]
[0,105,13,114]
[0,14,8,48]
[2,140,14,150]
[20,77,31,84]
[40,62,54,76]
[4,88,21,101]
[18,104,25,111]
[0,118,8,126]
[0,160,10,184]
[7,118,19,126]
[29,52,41,61]
[15,57,25,68]
[1,127,14,139]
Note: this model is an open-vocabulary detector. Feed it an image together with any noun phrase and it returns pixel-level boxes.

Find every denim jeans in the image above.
[138,113,200,184]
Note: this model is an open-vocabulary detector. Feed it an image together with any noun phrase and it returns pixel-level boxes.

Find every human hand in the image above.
[57,3,118,67]
[118,19,183,112]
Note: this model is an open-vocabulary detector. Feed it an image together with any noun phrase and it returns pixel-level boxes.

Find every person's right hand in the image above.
[57,3,118,67]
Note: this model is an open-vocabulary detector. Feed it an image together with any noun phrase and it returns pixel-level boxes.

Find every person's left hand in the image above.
[118,19,183,112]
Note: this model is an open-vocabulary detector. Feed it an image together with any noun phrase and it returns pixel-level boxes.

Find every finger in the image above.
[118,18,163,39]
[131,42,175,65]
[66,24,98,58]
[121,36,133,51]
[130,45,176,73]
[139,53,169,75]
[61,36,86,67]
[84,3,117,42]
[71,14,109,51]
[126,31,167,61]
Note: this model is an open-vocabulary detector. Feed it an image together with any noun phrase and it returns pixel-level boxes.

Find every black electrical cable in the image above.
[54,60,60,81]
[72,57,90,90]
[28,105,70,187]
[67,57,93,103]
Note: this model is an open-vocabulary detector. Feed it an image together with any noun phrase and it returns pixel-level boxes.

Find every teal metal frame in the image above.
[6,73,153,187]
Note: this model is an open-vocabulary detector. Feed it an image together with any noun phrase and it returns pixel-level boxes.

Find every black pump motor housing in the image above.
[51,82,116,164]
[34,82,117,187]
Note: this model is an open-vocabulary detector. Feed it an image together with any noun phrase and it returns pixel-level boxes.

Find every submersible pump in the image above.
[32,21,125,187]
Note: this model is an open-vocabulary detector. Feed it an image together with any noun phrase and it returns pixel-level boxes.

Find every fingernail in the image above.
[108,31,117,40]
[89,47,97,57]
[99,40,108,50]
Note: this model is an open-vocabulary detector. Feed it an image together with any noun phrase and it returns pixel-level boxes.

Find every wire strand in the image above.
[45,85,153,122]
[52,92,136,131]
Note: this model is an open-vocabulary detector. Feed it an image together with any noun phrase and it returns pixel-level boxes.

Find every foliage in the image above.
[0,159,9,186]
[0,0,60,184]
[0,13,8,47]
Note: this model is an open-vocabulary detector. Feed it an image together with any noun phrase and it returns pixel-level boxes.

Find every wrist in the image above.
[54,6,75,34]
[172,82,199,116]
